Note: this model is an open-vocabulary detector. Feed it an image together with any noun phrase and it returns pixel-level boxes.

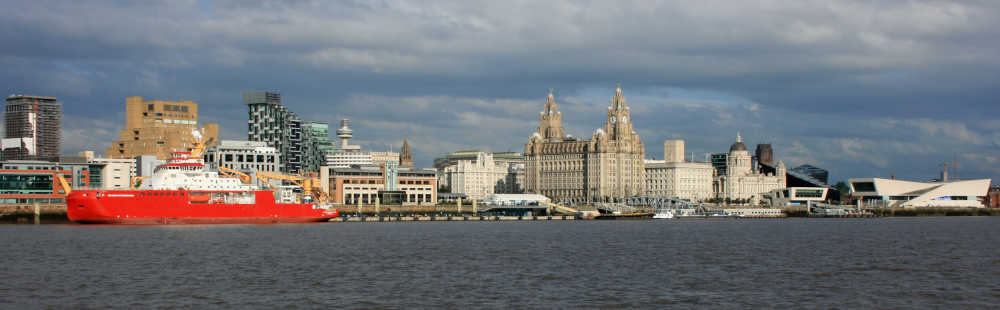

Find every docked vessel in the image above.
[66,131,338,224]
[652,209,675,219]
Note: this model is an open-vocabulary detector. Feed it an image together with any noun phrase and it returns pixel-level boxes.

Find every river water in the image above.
[1,217,998,309]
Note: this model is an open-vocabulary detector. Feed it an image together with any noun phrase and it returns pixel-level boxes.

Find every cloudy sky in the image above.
[2,0,998,183]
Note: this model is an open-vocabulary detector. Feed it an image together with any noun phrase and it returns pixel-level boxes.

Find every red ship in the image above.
[67,131,338,224]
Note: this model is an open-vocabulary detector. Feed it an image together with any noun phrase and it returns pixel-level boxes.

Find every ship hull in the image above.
[66,190,338,225]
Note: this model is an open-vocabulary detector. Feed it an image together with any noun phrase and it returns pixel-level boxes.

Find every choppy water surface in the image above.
[1,217,998,309]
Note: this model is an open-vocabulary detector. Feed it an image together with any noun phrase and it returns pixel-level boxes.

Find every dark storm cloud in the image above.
[1,0,998,182]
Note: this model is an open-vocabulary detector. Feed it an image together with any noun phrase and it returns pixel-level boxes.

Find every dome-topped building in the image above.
[730,133,748,152]
[716,132,785,203]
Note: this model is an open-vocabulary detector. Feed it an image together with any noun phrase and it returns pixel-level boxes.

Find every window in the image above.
[181,106,188,112]
[852,182,876,192]
[147,104,154,111]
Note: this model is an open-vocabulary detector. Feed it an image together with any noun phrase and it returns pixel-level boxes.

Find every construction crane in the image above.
[255,171,328,204]
[55,174,73,195]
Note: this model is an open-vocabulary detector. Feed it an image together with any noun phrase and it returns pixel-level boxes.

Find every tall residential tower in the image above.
[245,92,302,174]
[3,95,61,161]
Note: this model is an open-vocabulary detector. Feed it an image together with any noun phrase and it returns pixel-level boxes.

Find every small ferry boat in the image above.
[652,210,675,219]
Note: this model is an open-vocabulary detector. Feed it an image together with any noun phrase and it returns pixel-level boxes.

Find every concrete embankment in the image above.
[868,207,1000,217]
[331,215,579,222]
[781,206,999,217]
[0,204,71,224]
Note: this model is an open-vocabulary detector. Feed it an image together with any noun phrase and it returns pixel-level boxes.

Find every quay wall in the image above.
[0,204,70,224]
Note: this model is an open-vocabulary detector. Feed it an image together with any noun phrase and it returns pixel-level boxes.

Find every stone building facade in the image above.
[715,134,786,203]
[438,151,524,201]
[646,161,715,201]
[400,138,414,168]
[525,86,646,203]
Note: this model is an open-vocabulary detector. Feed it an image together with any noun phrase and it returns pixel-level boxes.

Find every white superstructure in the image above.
[140,152,255,191]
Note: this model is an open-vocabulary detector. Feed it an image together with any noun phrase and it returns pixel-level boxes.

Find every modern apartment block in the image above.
[106,96,219,160]
[3,95,61,162]
[301,122,336,173]
[245,92,302,174]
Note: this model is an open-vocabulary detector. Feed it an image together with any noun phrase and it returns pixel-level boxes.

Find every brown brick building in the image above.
[987,186,1000,208]
[106,97,218,159]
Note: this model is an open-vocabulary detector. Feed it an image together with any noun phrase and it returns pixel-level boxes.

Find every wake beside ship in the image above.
[66,130,338,224]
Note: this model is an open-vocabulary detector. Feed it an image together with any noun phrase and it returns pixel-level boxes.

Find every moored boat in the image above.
[66,130,338,224]
[652,210,675,219]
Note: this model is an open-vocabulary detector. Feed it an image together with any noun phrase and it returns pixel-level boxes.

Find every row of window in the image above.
[148,104,189,113]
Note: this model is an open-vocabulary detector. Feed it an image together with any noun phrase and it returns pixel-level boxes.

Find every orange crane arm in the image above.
[218,166,252,184]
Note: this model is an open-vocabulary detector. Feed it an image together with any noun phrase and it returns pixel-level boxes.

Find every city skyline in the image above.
[1,1,998,184]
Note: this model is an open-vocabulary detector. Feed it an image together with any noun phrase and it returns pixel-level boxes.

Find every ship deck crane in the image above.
[217,166,253,184]
[255,172,328,204]
[55,174,72,195]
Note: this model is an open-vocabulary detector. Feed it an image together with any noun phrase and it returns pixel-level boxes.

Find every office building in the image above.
[106,96,218,160]
[88,157,135,189]
[3,95,61,162]
[204,140,281,174]
[986,186,999,208]
[524,86,646,203]
[134,155,164,178]
[711,153,728,176]
[755,144,774,166]
[245,91,302,174]
[645,159,714,202]
[764,187,830,206]
[663,140,685,163]
[436,151,525,201]
[0,160,90,206]
[320,165,437,205]
[371,151,401,166]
